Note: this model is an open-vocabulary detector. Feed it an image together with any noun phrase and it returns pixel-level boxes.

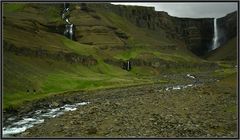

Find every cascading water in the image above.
[62,3,74,40]
[211,18,219,50]
[3,102,90,137]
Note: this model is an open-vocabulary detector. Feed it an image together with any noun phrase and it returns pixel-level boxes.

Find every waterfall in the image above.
[126,60,131,71]
[62,3,74,40]
[63,24,73,40]
[212,18,219,50]
[69,24,73,40]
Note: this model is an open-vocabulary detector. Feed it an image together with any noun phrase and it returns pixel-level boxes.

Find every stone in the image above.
[51,102,59,107]
[21,131,30,136]
[149,118,155,121]
[79,111,84,115]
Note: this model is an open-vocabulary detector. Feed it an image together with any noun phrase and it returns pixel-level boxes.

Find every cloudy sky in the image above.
[112,2,238,18]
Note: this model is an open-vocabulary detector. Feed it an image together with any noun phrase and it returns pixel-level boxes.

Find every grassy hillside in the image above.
[206,37,237,63]
[3,3,219,109]
[4,51,155,109]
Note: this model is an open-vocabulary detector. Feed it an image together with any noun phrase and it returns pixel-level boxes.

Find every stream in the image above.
[3,102,90,137]
[3,74,202,137]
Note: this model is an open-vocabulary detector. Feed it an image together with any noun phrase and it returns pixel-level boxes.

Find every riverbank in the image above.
[3,71,237,138]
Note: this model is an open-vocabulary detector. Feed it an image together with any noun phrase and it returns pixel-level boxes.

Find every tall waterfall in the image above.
[212,18,219,50]
[62,3,74,40]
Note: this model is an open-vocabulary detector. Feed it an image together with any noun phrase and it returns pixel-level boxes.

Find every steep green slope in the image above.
[3,3,217,109]
[4,51,153,109]
[206,37,237,62]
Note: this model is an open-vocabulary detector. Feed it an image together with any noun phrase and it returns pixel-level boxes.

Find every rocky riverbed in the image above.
[3,72,237,138]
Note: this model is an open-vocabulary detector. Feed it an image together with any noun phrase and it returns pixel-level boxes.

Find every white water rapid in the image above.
[3,102,90,137]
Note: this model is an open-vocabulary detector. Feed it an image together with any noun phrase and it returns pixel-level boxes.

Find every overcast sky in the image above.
[112,2,238,18]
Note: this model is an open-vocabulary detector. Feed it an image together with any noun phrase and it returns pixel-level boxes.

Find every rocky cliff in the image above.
[217,11,237,47]
[89,3,214,56]
[205,11,237,62]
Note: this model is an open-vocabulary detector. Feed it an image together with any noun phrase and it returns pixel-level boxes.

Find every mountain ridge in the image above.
[2,3,236,109]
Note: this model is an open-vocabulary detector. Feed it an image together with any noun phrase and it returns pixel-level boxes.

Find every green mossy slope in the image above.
[3,3,220,109]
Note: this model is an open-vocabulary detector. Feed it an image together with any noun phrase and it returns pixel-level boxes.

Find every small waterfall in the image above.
[126,60,131,71]
[122,60,131,71]
[212,18,219,50]
[64,24,73,40]
[62,3,74,40]
[69,24,73,40]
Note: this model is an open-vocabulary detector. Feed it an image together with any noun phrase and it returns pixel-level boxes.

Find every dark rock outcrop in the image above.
[4,41,97,65]
[173,17,214,56]
[217,11,237,47]
[104,57,218,71]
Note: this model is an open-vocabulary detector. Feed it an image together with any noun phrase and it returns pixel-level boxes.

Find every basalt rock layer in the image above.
[88,3,214,56]
[4,41,97,65]
[217,11,237,47]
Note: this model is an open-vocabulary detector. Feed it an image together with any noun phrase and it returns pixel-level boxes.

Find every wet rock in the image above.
[41,110,48,113]
[64,98,75,104]
[51,102,59,107]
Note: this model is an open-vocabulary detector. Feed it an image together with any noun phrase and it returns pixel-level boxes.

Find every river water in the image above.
[3,74,199,137]
[3,102,90,137]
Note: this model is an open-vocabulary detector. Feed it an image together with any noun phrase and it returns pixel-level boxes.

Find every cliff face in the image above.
[217,11,237,47]
[173,17,214,56]
[92,4,214,56]
[205,11,237,62]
